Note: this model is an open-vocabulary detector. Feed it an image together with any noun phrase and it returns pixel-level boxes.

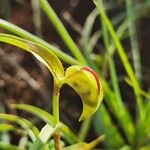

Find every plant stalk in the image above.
[39,0,87,65]
[125,0,142,84]
[54,133,61,150]
[53,81,61,150]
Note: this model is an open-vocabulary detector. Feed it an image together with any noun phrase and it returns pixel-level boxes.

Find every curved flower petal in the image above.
[64,65,103,121]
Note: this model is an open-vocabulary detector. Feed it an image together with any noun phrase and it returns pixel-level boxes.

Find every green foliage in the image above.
[0,113,39,141]
[63,136,104,150]
[11,103,79,144]
[0,142,23,150]
[0,0,150,149]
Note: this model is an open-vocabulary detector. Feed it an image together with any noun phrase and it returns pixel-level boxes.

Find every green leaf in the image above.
[63,143,89,150]
[64,65,103,121]
[0,142,23,150]
[125,78,150,100]
[0,123,24,135]
[101,9,134,143]
[94,105,124,148]
[30,123,60,150]
[0,18,80,65]
[81,9,98,55]
[11,104,79,144]
[0,113,39,141]
[0,33,64,81]
[119,145,131,150]
[0,124,15,132]
[63,136,104,150]
[80,9,98,69]
[39,124,60,144]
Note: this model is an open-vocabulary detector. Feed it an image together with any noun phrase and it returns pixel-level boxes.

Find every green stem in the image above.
[31,0,42,37]
[102,19,123,106]
[54,133,61,150]
[102,17,134,144]
[78,116,92,141]
[125,0,142,84]
[39,0,87,65]
[53,82,61,125]
[53,81,61,150]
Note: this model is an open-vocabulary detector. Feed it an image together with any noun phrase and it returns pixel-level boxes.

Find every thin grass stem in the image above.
[31,0,42,37]
[94,0,144,122]
[78,116,92,141]
[52,82,61,150]
[102,15,134,144]
[38,0,87,65]
[126,0,142,84]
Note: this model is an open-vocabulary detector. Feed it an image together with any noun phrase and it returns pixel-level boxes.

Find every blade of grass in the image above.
[0,124,25,137]
[80,6,125,64]
[94,105,124,148]
[102,22,135,144]
[88,31,101,53]
[125,78,150,100]
[92,74,131,148]
[78,116,92,141]
[31,0,42,37]
[110,0,150,55]
[11,104,80,144]
[63,136,104,150]
[94,0,144,121]
[81,9,98,55]
[0,101,10,143]
[0,19,80,65]
[87,13,126,54]
[0,142,23,150]
[102,78,135,144]
[19,136,28,149]
[102,18,123,106]
[100,1,150,56]
[0,113,39,141]
[109,20,128,55]
[38,0,86,65]
[145,101,150,137]
[30,123,60,150]
[101,3,135,143]
[80,9,99,69]
[0,124,19,132]
[126,0,142,84]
